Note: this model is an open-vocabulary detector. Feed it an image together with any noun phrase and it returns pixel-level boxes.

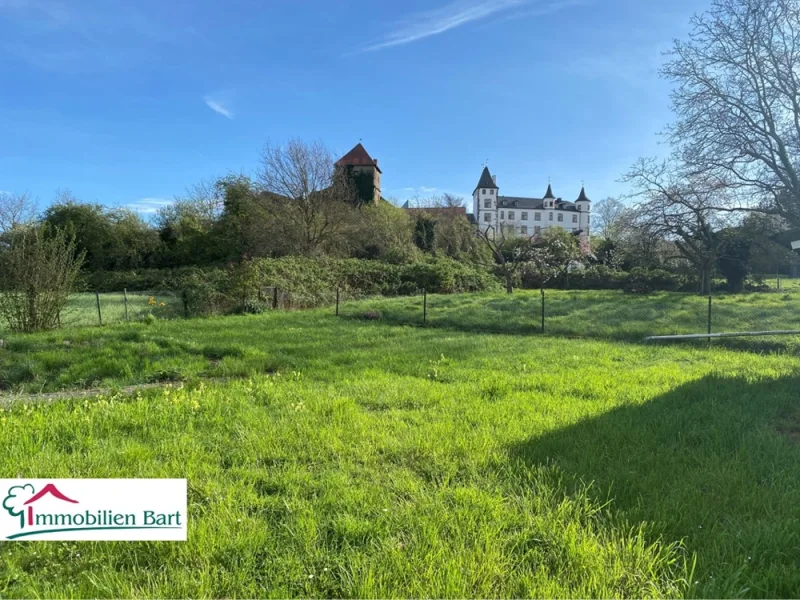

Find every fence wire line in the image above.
[7,285,800,352]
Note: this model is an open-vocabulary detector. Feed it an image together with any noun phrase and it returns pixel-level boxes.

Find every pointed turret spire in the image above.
[474,166,498,193]
[543,183,556,200]
[576,186,590,203]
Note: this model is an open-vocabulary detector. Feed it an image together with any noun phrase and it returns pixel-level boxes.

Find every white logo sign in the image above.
[0,479,186,541]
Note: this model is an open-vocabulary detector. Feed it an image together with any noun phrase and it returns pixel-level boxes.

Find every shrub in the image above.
[0,226,85,333]
[86,257,500,316]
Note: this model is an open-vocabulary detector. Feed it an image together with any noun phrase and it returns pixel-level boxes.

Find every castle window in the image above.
[520,225,528,234]
[500,211,505,219]
[534,226,541,234]
[483,213,491,222]
[482,189,486,195]
[558,213,563,222]
[535,212,541,221]
[549,213,553,221]
[521,212,528,220]
[572,214,578,223]
[490,189,494,195]
[484,199,491,208]
[508,211,515,220]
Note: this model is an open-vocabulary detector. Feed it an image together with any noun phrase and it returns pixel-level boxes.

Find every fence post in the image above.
[541,288,545,333]
[123,288,129,322]
[95,291,103,326]
[423,288,427,325]
[707,295,712,343]
[336,288,340,317]
[273,287,279,310]
[182,290,189,318]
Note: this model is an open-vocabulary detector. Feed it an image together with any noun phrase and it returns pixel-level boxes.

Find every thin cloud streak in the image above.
[204,96,233,119]
[127,197,173,215]
[360,0,527,53]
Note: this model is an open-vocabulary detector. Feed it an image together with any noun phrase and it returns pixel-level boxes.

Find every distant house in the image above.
[472,166,591,238]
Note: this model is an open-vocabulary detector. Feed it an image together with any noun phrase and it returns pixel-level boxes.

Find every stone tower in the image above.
[335,143,382,205]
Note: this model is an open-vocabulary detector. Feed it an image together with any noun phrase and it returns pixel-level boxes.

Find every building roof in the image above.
[497,196,579,212]
[335,143,382,173]
[543,184,556,200]
[576,186,591,202]
[474,167,498,192]
[403,206,467,216]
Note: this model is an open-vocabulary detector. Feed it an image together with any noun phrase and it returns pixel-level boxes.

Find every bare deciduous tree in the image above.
[625,158,732,294]
[258,139,358,255]
[0,192,37,234]
[477,225,538,294]
[593,197,629,242]
[663,0,800,224]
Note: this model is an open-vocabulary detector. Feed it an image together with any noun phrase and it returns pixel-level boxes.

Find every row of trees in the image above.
[0,141,488,272]
[586,0,800,292]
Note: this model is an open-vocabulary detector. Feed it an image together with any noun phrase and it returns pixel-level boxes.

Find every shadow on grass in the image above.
[338,291,800,354]
[507,374,800,598]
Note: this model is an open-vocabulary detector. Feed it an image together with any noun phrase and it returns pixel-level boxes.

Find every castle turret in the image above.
[575,186,591,212]
[473,166,499,232]
[575,186,591,236]
[543,183,556,209]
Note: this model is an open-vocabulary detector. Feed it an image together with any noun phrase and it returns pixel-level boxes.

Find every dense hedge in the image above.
[86,257,501,314]
[86,260,701,317]
[521,265,695,292]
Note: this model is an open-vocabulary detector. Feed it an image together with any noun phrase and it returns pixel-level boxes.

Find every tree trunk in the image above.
[700,265,712,295]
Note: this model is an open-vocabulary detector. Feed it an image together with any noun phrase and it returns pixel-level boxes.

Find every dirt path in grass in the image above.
[0,379,228,405]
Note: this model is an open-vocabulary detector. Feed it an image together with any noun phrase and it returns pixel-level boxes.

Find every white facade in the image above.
[472,167,591,238]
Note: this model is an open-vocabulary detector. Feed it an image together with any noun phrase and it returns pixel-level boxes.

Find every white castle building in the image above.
[472,166,591,237]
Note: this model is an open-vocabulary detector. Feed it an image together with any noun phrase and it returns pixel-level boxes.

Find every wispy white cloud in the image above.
[388,186,472,203]
[357,0,582,53]
[204,96,233,119]
[127,197,173,215]
[359,0,526,52]
[401,186,440,194]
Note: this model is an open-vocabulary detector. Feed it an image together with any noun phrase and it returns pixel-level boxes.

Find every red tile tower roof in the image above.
[335,143,382,173]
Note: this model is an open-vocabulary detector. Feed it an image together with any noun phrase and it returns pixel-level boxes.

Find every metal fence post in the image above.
[182,290,189,318]
[541,288,545,333]
[707,295,712,343]
[336,288,340,316]
[95,291,103,326]
[423,288,427,325]
[123,288,129,322]
[273,287,279,310]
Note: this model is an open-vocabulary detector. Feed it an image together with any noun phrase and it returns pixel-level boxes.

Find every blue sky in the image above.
[0,0,709,215]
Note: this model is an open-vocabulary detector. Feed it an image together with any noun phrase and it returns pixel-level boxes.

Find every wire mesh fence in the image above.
[335,287,800,348]
[56,290,184,329]
[6,284,800,353]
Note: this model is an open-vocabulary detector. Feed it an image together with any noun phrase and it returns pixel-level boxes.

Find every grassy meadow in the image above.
[0,292,799,597]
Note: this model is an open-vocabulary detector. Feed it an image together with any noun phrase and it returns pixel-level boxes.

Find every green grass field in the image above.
[1,292,799,597]
[56,292,183,328]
